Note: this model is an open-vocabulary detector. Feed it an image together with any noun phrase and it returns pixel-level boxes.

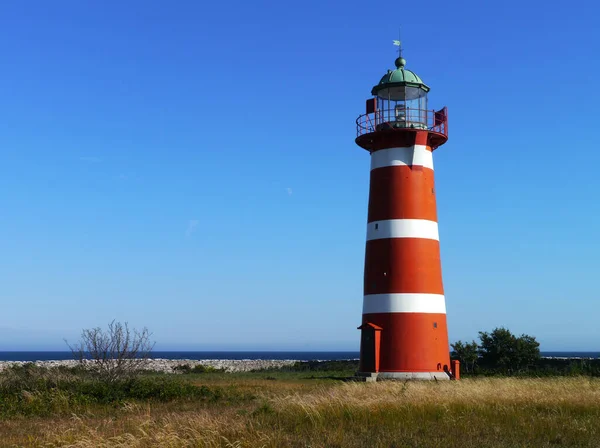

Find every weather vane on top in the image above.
[393,28,403,58]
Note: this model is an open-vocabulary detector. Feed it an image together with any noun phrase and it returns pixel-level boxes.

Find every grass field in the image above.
[2,368,600,447]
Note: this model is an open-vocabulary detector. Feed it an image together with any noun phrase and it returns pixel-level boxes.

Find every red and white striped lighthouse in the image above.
[355,49,451,380]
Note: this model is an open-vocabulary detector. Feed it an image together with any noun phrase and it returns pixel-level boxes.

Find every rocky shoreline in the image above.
[0,358,298,373]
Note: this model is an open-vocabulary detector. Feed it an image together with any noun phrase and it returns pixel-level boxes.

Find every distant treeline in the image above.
[452,327,600,377]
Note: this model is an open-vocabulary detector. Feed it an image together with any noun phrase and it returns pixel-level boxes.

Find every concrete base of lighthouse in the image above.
[355,371,451,381]
[377,371,451,380]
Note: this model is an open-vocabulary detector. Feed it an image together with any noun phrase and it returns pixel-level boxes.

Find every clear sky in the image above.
[0,0,598,351]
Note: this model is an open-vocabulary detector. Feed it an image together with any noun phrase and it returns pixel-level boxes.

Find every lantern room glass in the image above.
[375,85,428,130]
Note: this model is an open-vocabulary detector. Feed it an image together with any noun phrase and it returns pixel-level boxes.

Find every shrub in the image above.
[65,320,155,382]
[478,327,540,373]
[451,340,478,373]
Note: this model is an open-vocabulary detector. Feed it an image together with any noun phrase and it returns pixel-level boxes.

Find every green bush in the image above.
[478,327,541,373]
[451,327,600,377]
[451,340,478,373]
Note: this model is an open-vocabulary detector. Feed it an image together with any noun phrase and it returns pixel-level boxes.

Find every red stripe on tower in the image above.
[354,49,452,380]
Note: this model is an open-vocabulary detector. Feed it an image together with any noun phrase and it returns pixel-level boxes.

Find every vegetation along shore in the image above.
[2,322,600,447]
[2,363,600,447]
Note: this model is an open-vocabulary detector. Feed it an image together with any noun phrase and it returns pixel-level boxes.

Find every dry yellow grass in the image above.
[274,376,600,408]
[2,376,600,447]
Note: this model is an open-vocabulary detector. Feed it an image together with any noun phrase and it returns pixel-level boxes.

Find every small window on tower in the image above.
[433,322,438,329]
[375,223,379,230]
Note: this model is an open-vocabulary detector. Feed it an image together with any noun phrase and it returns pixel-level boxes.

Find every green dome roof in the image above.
[371,57,430,98]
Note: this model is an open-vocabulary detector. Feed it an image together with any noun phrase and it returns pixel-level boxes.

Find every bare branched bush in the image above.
[65,320,155,382]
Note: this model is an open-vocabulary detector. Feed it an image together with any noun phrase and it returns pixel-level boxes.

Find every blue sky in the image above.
[0,0,598,351]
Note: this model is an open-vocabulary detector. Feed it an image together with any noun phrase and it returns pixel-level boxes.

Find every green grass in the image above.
[3,364,600,447]
[0,364,253,418]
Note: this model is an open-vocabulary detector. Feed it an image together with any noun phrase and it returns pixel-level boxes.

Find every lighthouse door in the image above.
[358,323,382,373]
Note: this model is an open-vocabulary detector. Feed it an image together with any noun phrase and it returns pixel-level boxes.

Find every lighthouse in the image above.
[355,46,451,380]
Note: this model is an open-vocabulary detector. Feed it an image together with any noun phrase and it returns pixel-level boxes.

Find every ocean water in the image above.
[0,351,597,362]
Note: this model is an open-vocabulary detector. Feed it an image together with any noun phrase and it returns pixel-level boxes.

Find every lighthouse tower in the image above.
[355,48,451,380]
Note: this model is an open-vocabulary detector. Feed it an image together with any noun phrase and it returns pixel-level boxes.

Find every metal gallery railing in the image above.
[356,107,448,137]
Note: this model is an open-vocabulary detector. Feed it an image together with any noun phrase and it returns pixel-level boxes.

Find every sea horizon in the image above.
[0,350,598,362]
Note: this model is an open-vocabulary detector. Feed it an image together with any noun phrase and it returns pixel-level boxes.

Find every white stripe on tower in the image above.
[370,145,434,171]
[362,293,447,314]
[366,219,439,241]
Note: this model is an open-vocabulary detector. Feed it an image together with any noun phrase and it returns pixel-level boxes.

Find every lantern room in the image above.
[371,57,429,130]
[356,55,448,151]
